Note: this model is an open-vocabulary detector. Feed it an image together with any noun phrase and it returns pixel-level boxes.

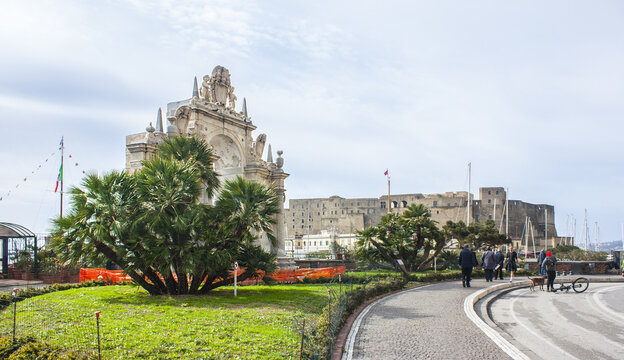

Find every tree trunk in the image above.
[369,239,410,281]
[93,242,162,295]
[416,241,446,271]
[189,270,207,294]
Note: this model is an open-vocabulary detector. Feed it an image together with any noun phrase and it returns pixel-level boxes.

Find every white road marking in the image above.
[509,289,579,360]
[590,284,624,323]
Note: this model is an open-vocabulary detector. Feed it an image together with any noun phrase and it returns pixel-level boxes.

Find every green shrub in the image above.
[0,336,37,359]
[0,336,92,360]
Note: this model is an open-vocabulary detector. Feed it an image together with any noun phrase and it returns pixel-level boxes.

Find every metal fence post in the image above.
[95,311,101,360]
[299,318,305,360]
[12,288,18,342]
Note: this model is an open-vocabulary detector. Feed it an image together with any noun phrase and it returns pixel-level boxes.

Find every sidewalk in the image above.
[0,279,45,291]
[342,279,513,360]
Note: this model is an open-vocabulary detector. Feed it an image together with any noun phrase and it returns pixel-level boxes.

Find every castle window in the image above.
[488,191,491,195]
[357,202,360,206]
[454,203,458,207]
[436,210,439,214]
[488,199,491,204]
[489,215,492,220]
[318,212,320,216]
[316,203,319,208]
[342,210,344,214]
[496,191,499,195]
[433,201,438,208]
[448,203,451,207]
[351,210,354,214]
[301,219,304,223]
[326,241,329,246]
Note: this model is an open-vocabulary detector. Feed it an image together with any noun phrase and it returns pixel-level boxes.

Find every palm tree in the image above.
[52,136,280,295]
[157,135,220,199]
[51,171,164,294]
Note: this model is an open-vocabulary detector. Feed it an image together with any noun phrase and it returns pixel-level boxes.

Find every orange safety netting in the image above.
[79,268,133,284]
[79,266,346,284]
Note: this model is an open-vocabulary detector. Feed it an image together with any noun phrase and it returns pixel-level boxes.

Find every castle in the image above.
[125,66,289,256]
[287,187,564,252]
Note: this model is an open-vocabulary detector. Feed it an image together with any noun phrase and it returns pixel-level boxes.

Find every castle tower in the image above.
[125,66,290,257]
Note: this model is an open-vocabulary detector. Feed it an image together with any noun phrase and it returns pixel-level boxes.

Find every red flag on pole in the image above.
[384,169,388,176]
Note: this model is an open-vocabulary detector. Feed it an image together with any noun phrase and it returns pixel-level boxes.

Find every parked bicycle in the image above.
[552,277,589,293]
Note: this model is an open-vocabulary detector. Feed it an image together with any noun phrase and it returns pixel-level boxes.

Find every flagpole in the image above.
[387,174,391,214]
[60,137,64,218]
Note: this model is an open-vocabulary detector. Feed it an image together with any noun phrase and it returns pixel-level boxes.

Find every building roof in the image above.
[0,222,36,238]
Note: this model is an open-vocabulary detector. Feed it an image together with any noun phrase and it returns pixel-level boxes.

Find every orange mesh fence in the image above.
[79,266,346,285]
[79,268,132,284]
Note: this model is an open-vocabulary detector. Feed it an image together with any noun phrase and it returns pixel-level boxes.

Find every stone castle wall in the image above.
[287,186,559,248]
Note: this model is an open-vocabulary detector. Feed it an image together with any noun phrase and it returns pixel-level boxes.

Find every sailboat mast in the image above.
[466,162,471,225]
[545,208,548,251]
[583,209,589,251]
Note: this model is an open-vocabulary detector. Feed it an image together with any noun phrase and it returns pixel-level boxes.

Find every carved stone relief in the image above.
[209,134,242,170]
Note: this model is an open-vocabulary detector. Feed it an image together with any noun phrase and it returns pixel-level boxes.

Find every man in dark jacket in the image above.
[458,244,477,287]
[482,247,496,282]
[538,249,547,275]
[493,249,504,280]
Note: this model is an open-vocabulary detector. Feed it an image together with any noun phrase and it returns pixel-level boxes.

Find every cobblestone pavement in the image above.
[347,280,512,360]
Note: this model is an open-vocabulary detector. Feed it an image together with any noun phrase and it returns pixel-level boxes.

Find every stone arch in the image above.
[208,134,243,172]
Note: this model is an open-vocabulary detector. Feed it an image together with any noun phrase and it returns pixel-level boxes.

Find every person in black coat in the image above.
[505,247,518,282]
[493,249,504,280]
[458,244,477,287]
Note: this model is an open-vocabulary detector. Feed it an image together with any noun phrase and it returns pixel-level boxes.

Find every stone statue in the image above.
[253,134,267,158]
[227,86,237,111]
[200,75,212,101]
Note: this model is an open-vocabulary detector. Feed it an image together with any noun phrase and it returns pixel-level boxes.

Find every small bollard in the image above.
[95,311,102,360]
[12,288,18,342]
[339,274,342,297]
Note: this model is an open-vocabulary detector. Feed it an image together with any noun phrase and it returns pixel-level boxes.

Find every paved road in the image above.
[490,282,624,360]
[344,280,512,360]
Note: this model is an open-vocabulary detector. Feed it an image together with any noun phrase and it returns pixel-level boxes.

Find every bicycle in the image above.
[552,277,590,293]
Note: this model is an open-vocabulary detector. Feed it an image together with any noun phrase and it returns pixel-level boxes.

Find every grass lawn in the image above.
[0,284,339,359]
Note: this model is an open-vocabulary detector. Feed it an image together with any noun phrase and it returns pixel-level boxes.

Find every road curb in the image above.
[464,276,624,360]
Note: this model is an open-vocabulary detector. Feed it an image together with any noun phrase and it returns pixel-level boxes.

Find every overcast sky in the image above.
[1,1,622,246]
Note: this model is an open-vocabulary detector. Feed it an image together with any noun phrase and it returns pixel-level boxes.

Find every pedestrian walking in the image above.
[538,249,547,276]
[493,248,504,280]
[542,251,557,292]
[482,247,496,282]
[505,247,518,282]
[459,244,477,288]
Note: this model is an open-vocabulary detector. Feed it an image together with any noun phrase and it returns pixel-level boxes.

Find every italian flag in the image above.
[54,163,62,193]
